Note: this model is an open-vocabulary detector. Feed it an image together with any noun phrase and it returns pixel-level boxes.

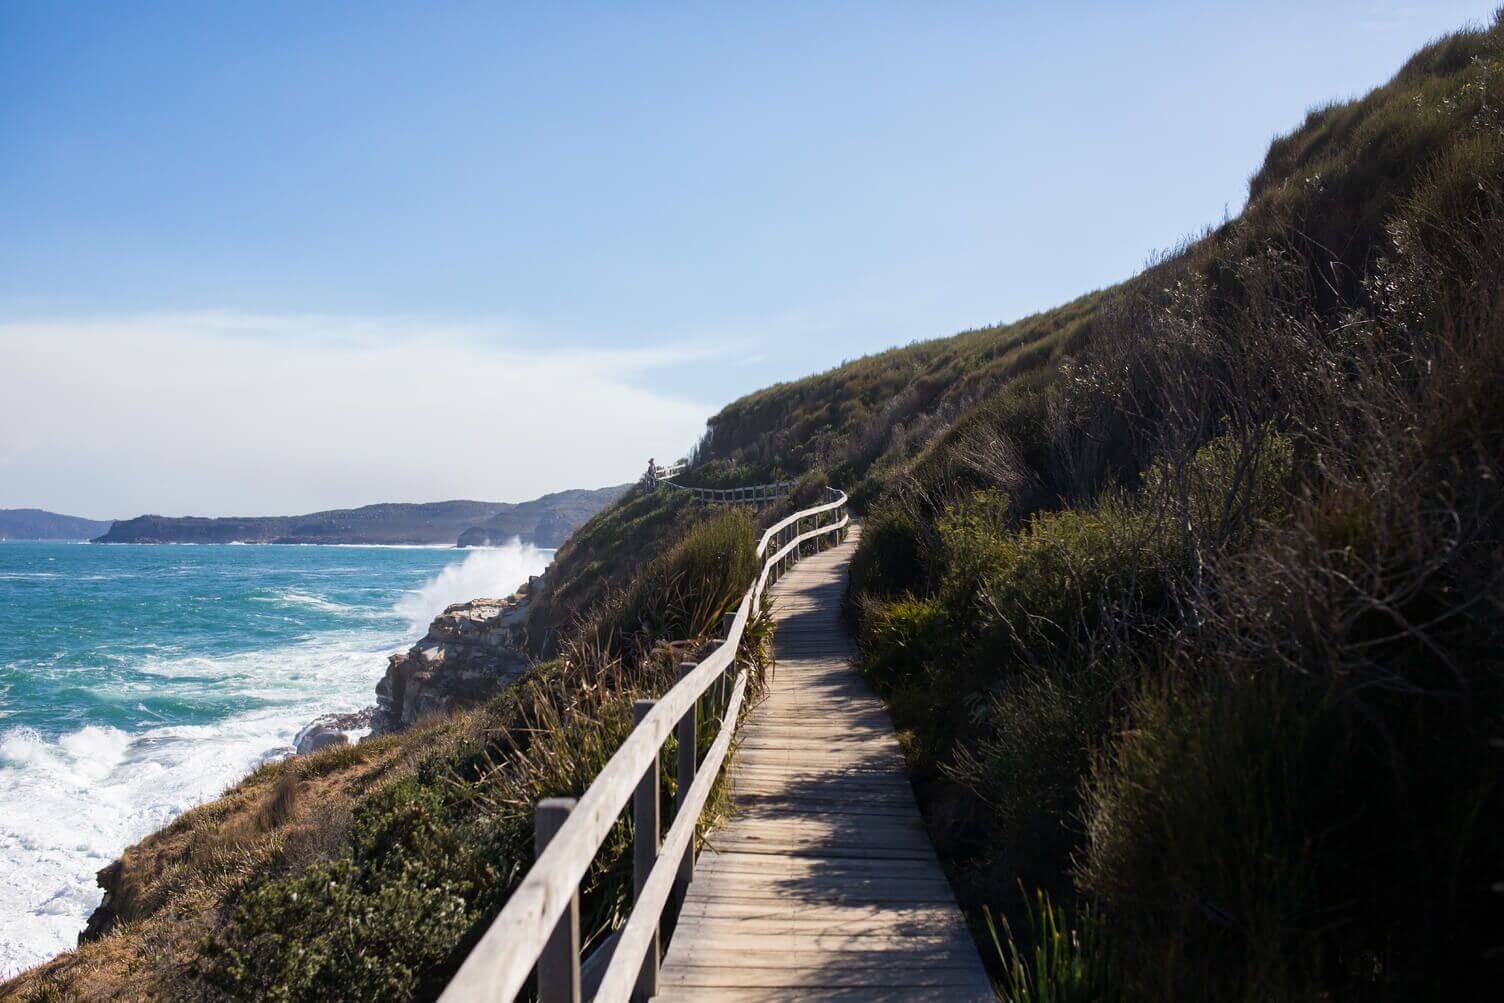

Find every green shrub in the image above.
[856,593,946,742]
[938,491,1171,671]
[589,506,759,653]
[988,889,1118,1003]
[948,671,1120,904]
[199,779,496,1001]
[1080,674,1329,1002]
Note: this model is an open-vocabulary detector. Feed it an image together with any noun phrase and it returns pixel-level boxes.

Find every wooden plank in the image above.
[695,851,947,875]
[666,925,974,946]
[659,966,990,989]
[653,990,976,1003]
[658,948,984,967]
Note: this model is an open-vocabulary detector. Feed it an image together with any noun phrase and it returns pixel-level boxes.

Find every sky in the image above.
[1,1,1496,519]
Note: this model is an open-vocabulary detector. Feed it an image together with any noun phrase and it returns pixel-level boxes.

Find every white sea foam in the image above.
[0,540,550,977]
[0,634,395,976]
[253,589,372,615]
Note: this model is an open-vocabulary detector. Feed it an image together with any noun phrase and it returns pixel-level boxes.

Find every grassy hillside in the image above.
[691,290,1107,509]
[704,14,1504,1001]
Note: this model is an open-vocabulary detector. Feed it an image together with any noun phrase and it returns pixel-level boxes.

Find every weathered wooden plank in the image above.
[673,902,973,923]
[652,990,977,1003]
[658,947,983,967]
[684,877,957,900]
[694,851,947,875]
[659,965,990,989]
[666,925,974,947]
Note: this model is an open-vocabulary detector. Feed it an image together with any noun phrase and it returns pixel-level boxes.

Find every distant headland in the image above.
[91,486,628,547]
[44,486,628,548]
[0,509,114,541]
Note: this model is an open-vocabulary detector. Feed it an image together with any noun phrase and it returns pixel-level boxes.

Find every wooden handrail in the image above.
[439,487,850,1003]
[657,476,800,504]
[593,666,751,1001]
[645,456,800,505]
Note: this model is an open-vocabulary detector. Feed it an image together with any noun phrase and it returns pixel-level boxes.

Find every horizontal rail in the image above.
[439,487,849,1003]
[756,488,847,556]
[645,455,802,505]
[658,478,799,505]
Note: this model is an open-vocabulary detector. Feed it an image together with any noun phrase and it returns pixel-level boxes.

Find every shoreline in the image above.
[0,541,551,976]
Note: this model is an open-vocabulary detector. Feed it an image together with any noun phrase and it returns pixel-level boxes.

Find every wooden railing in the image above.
[659,478,798,506]
[645,459,688,483]
[440,486,851,1003]
[644,458,797,506]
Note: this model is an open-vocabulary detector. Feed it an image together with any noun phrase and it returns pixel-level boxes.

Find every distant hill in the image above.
[456,486,631,548]
[0,509,114,541]
[94,486,630,546]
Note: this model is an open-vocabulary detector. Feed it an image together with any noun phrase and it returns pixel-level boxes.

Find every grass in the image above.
[988,890,1116,1003]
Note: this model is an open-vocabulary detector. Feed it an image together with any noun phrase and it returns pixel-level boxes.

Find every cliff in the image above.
[371,582,537,733]
[92,486,628,546]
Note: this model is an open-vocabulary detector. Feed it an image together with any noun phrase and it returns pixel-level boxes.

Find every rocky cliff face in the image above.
[371,579,539,734]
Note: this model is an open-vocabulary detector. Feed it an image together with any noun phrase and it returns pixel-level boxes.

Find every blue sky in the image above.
[1,1,1495,517]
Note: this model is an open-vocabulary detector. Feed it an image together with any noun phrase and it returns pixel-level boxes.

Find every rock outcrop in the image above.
[371,579,540,734]
[79,860,124,944]
[294,708,374,755]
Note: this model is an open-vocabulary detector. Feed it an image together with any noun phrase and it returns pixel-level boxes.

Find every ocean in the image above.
[0,539,551,977]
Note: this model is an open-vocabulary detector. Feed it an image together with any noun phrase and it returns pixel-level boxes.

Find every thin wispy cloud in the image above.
[0,313,710,518]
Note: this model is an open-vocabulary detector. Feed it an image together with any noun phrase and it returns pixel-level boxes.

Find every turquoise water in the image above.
[0,540,551,976]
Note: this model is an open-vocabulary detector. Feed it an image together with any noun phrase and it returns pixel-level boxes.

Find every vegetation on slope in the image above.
[5,508,767,1001]
[702,13,1504,1000]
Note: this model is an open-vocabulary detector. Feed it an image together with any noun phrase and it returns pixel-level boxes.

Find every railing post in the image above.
[536,798,581,1003]
[632,700,660,1003]
[675,662,698,910]
[719,611,737,714]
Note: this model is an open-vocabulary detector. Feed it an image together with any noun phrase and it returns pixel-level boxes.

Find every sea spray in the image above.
[394,538,551,631]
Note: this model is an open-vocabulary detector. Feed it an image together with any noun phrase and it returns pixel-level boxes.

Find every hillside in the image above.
[94,486,627,546]
[0,509,113,541]
[7,13,1504,1002]
[454,485,631,548]
[688,16,1504,1001]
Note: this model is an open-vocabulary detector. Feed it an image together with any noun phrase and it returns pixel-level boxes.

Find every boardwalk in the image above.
[656,527,994,1001]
